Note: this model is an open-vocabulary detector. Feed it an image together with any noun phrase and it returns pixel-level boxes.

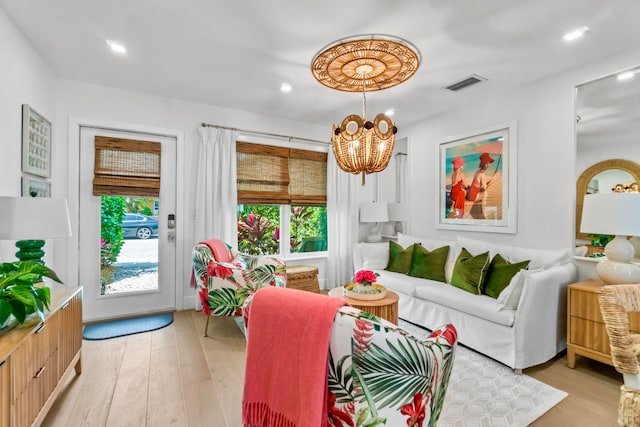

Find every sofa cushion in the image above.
[408,244,449,282]
[386,241,414,274]
[483,254,530,298]
[374,270,421,297]
[414,281,516,327]
[450,248,490,295]
[360,242,389,270]
[456,236,571,270]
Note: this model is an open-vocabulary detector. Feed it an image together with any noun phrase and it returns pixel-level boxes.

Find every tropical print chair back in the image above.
[192,241,287,317]
[328,307,457,427]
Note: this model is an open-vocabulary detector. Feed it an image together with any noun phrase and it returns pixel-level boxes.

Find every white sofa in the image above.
[353,233,578,370]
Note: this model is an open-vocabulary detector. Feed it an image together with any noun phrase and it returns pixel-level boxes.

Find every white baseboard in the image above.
[183,295,197,311]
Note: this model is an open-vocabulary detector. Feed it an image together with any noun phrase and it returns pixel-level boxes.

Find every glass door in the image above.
[79,127,176,322]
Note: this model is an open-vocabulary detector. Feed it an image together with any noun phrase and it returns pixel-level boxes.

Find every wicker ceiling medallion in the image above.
[311,35,421,185]
[311,35,421,92]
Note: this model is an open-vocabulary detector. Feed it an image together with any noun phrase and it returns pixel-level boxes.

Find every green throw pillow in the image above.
[385,241,415,274]
[408,245,450,282]
[450,247,490,295]
[483,254,530,299]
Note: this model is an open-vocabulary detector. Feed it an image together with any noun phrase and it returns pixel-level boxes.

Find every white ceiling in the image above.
[2,0,640,130]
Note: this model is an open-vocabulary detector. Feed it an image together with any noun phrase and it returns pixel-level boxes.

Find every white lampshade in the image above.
[580,193,640,284]
[359,202,388,243]
[0,197,72,240]
[580,193,640,236]
[359,202,389,223]
[387,203,408,221]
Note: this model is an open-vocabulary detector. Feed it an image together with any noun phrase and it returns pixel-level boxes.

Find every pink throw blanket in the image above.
[242,287,349,427]
[190,239,232,288]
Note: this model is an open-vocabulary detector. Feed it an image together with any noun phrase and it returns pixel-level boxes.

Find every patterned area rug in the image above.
[399,320,568,427]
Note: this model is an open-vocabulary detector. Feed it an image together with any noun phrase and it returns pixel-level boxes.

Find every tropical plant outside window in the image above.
[237,205,327,256]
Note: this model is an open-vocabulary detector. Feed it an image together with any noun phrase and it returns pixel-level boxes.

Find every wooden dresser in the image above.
[0,286,82,426]
[567,279,640,368]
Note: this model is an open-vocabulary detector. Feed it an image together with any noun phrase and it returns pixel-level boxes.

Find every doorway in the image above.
[79,127,177,322]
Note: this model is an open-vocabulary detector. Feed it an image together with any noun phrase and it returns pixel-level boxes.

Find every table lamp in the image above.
[0,196,72,264]
[387,202,408,234]
[360,202,388,243]
[580,193,640,284]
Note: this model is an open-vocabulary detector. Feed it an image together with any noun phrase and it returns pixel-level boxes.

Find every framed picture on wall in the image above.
[22,174,51,197]
[437,122,517,233]
[21,104,52,178]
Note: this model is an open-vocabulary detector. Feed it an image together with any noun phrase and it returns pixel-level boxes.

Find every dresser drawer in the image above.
[12,350,59,427]
[569,317,610,355]
[570,287,640,329]
[569,288,604,321]
[11,320,57,401]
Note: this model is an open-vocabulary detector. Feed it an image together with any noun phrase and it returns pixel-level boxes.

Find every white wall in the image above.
[403,48,640,250]
[0,9,59,264]
[577,138,640,180]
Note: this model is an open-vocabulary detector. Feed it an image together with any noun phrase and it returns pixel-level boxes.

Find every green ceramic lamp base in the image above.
[15,240,46,264]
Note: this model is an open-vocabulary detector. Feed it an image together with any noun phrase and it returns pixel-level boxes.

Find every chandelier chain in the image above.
[361,82,367,119]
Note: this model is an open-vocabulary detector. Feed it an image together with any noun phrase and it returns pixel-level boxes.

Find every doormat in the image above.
[83,312,174,340]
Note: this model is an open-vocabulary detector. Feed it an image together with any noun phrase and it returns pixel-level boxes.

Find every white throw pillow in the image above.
[496,270,526,310]
[360,242,389,270]
[497,268,541,310]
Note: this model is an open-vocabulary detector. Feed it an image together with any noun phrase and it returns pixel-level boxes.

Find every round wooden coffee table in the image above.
[328,287,399,324]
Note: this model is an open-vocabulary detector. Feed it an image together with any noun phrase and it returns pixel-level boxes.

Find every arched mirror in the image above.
[576,159,640,241]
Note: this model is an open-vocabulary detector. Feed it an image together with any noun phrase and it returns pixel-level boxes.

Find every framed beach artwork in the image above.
[437,122,517,233]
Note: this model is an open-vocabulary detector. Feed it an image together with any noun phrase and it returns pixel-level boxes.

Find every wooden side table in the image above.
[328,287,399,324]
[567,279,640,368]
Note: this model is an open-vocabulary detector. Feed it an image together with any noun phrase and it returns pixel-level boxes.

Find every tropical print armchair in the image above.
[192,239,286,336]
[327,308,457,427]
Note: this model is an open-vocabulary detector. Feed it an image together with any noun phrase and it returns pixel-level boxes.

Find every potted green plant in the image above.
[0,261,62,329]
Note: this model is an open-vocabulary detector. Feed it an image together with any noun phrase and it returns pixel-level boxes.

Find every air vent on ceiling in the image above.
[444,74,487,92]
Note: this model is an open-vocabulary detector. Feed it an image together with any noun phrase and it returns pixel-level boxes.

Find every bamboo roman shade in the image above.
[236,142,327,205]
[93,136,161,197]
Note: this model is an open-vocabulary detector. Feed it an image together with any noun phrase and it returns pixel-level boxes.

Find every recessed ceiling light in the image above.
[617,71,636,81]
[385,109,395,116]
[562,26,589,42]
[106,39,127,54]
[280,82,292,93]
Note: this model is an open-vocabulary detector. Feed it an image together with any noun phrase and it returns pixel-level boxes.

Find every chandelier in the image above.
[311,34,421,185]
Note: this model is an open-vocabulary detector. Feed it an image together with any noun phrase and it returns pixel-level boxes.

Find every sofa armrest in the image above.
[512,262,577,369]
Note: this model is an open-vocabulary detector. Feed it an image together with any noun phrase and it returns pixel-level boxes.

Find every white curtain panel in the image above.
[396,152,408,203]
[194,127,238,246]
[326,150,360,289]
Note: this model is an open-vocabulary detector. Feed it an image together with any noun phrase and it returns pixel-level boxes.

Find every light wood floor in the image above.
[42,310,622,427]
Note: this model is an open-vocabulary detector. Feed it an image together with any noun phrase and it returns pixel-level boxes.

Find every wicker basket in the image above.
[286,265,320,293]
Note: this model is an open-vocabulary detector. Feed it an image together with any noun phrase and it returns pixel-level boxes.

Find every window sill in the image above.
[282,252,328,263]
